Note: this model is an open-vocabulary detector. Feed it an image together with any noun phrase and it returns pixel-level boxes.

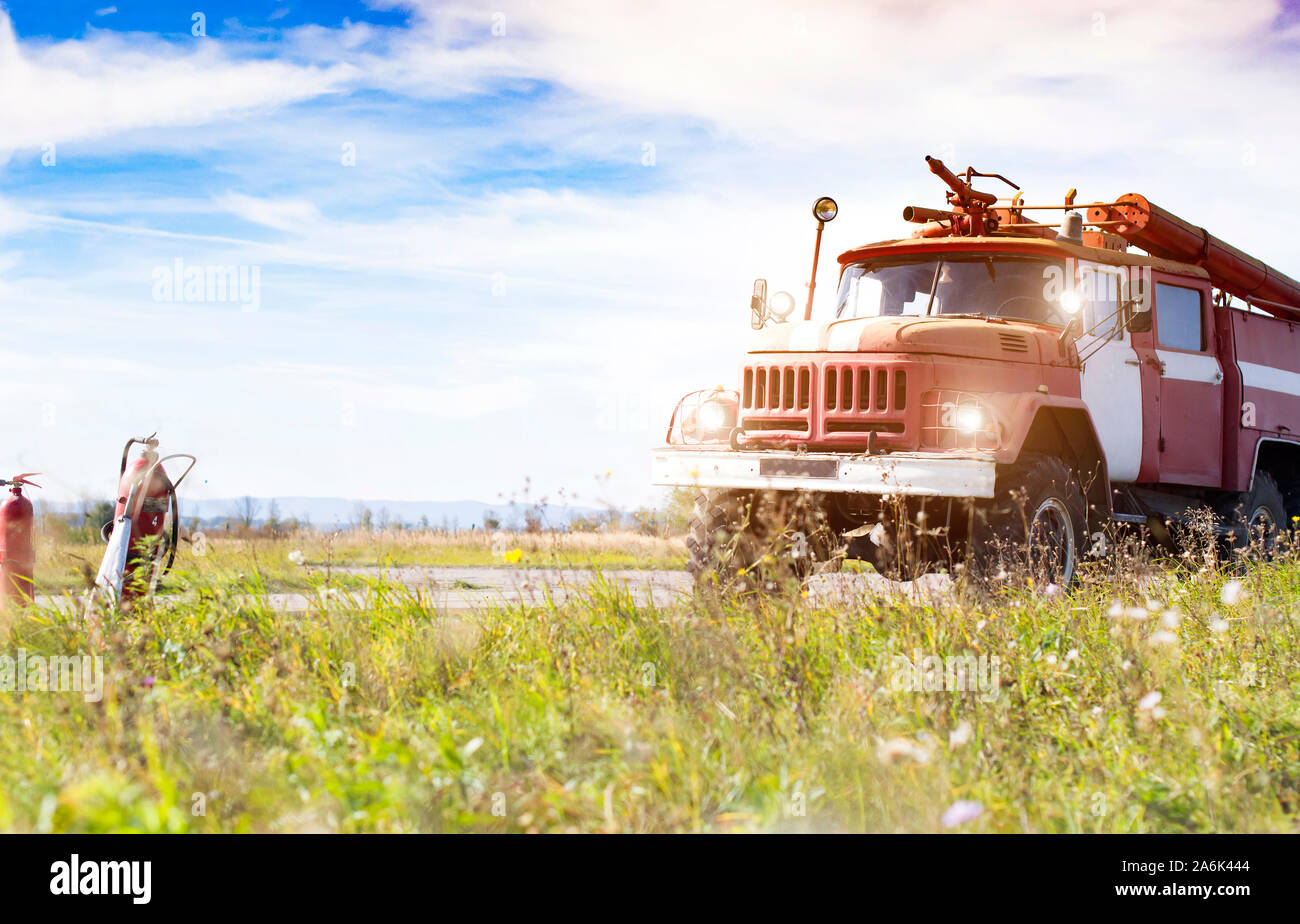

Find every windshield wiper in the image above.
[923,260,943,316]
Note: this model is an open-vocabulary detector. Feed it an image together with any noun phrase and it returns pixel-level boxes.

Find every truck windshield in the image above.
[835,255,1070,327]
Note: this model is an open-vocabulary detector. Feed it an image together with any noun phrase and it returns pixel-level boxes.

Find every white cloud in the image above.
[347,1,1298,167]
[0,10,356,154]
[241,361,537,420]
[2,1,1300,506]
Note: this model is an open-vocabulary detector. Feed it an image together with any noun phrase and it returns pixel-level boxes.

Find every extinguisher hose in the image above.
[162,479,179,576]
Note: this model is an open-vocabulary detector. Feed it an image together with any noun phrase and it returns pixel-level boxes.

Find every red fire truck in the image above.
[653,156,1300,586]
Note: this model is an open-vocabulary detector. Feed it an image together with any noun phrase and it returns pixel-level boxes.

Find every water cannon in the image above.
[906,155,1021,237]
[925,155,1001,208]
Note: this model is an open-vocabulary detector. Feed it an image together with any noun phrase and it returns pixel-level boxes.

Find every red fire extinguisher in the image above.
[97,434,195,603]
[0,474,41,611]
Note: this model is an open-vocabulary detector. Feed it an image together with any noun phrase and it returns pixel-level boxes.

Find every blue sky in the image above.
[2,1,1300,510]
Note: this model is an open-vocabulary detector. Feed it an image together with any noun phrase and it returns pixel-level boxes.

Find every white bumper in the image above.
[651,448,997,498]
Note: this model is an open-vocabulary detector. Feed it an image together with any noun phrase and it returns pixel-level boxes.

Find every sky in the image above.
[1,0,1300,511]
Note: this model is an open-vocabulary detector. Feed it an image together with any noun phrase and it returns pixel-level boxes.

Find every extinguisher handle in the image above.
[157,454,197,490]
[120,433,159,477]
[1,473,41,489]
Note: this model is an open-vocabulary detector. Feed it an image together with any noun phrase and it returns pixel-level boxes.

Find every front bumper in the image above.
[651,447,997,498]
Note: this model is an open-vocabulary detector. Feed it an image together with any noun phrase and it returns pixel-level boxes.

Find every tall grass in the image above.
[0,531,1297,832]
[31,527,688,596]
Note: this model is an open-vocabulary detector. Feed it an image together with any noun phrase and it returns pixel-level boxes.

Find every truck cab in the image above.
[652,157,1300,588]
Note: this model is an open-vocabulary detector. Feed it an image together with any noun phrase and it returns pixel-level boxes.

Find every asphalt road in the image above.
[266,566,695,613]
[262,566,956,612]
[38,566,958,614]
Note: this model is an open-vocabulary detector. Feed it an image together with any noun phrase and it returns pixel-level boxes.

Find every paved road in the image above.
[39,567,957,614]
[265,566,956,613]
[268,566,694,613]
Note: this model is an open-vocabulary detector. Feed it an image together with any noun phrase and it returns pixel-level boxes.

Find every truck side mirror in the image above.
[751,278,768,330]
[1122,273,1152,332]
[1057,317,1082,350]
[1126,302,1152,332]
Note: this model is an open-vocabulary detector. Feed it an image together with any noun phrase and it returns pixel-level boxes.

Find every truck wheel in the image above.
[686,490,837,591]
[971,453,1087,586]
[686,490,763,590]
[1222,471,1285,550]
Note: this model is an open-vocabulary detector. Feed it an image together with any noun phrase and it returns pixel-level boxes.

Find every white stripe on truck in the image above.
[1239,361,1300,395]
[1155,350,1222,385]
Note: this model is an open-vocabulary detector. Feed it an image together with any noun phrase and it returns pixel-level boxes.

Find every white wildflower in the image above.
[1220,580,1245,606]
[1148,630,1178,647]
[940,800,984,829]
[949,720,973,748]
[1138,691,1162,711]
[876,737,931,764]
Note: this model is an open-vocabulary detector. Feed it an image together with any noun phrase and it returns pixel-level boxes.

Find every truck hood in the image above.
[751,316,1047,364]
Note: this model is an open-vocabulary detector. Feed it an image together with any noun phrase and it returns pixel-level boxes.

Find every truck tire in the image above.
[686,490,838,591]
[686,490,763,590]
[971,453,1087,586]
[1222,471,1285,550]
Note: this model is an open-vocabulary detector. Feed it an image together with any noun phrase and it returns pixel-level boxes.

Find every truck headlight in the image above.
[922,391,1001,450]
[678,391,739,443]
[955,406,986,434]
[697,399,731,435]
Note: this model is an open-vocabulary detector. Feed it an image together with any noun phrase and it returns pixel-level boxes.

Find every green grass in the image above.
[33,528,688,595]
[3,535,1299,833]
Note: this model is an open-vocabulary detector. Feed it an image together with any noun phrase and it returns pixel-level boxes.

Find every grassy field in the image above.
[2,528,1298,833]
[33,526,688,595]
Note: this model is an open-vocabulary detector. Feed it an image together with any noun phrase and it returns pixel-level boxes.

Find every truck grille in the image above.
[824,364,907,414]
[742,363,812,412]
[741,361,910,444]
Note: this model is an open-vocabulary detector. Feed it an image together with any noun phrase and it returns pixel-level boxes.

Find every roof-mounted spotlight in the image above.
[805,196,838,320]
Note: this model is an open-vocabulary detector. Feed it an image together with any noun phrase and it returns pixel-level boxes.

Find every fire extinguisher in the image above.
[95,434,196,604]
[0,473,40,611]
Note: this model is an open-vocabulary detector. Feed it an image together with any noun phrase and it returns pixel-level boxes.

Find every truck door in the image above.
[1148,276,1223,486]
[1078,265,1144,483]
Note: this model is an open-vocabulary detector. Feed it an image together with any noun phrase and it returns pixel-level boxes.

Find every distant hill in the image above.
[38,496,616,531]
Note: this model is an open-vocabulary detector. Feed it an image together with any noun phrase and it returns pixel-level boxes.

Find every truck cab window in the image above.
[1155,283,1205,351]
[1080,267,1120,333]
[835,255,1069,325]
